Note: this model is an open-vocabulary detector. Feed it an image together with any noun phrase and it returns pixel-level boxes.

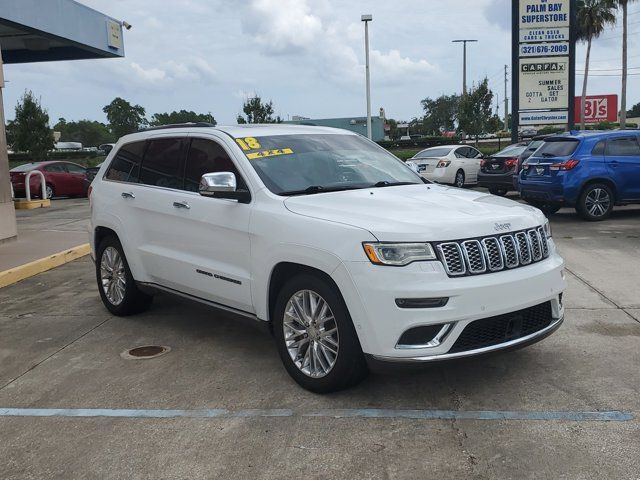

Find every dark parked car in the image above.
[10,161,89,199]
[478,143,528,196]
[513,135,552,190]
[86,162,103,182]
[519,130,640,220]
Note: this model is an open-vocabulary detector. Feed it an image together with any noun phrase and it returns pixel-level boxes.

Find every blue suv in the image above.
[519,131,640,221]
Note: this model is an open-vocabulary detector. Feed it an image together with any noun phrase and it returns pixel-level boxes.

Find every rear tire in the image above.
[96,235,153,316]
[576,183,614,221]
[273,273,368,393]
[454,170,465,188]
[489,187,508,196]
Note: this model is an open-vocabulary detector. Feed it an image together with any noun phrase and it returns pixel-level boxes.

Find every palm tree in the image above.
[576,0,617,130]
[616,0,637,129]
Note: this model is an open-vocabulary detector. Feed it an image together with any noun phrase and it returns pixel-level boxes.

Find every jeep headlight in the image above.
[363,242,436,266]
[543,219,552,238]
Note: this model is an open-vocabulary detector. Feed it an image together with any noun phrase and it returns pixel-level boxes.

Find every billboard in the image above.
[574,95,618,123]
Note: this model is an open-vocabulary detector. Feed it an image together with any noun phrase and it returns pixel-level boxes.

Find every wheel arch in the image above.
[579,177,618,203]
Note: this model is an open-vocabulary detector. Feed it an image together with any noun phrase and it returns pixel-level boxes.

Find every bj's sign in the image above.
[574,94,618,123]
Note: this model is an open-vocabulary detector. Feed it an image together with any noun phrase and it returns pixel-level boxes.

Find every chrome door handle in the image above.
[173,201,190,210]
[121,192,135,199]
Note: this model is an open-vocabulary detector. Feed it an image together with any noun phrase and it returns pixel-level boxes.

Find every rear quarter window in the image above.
[105,141,147,183]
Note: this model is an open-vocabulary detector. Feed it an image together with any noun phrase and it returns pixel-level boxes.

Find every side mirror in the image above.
[199,172,250,203]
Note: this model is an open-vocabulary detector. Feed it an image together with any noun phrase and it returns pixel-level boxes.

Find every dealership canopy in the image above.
[0,0,125,63]
[0,0,125,243]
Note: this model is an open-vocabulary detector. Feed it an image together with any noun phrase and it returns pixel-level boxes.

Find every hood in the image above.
[284,184,545,241]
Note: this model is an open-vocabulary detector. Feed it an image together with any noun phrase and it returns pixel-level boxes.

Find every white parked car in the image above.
[408,145,484,188]
[89,124,566,392]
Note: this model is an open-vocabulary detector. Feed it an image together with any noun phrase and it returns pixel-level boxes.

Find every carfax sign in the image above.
[519,0,570,41]
[519,57,569,109]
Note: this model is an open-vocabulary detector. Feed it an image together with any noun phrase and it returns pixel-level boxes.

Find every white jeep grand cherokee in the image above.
[89,124,566,392]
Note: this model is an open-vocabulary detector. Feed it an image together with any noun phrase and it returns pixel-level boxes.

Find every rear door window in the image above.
[592,140,606,156]
[534,139,579,158]
[605,137,640,156]
[140,138,187,189]
[65,163,86,174]
[44,164,66,173]
[105,141,146,183]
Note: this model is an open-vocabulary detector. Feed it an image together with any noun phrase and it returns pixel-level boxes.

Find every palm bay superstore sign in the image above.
[519,0,570,41]
[519,59,569,110]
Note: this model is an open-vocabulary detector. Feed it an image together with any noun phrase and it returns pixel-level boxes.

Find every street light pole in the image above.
[452,39,477,95]
[362,14,372,140]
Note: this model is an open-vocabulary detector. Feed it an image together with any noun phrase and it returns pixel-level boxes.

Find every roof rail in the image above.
[139,122,216,132]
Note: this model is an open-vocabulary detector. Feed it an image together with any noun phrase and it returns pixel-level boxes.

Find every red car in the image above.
[10,161,89,199]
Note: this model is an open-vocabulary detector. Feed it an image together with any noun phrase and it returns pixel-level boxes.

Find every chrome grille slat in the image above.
[437,242,466,276]
[437,227,549,277]
[515,232,532,265]
[461,240,486,274]
[482,238,504,271]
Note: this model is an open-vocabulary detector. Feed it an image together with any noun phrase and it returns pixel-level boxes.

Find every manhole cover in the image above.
[121,345,171,360]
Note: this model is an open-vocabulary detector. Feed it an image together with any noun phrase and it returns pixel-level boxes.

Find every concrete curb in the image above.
[0,243,90,289]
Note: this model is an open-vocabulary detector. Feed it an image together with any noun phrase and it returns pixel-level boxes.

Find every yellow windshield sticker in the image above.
[246,148,294,160]
[236,137,261,151]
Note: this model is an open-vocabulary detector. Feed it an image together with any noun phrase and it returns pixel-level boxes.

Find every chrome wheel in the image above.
[45,185,53,199]
[283,290,339,378]
[455,171,465,188]
[585,188,610,217]
[100,246,126,306]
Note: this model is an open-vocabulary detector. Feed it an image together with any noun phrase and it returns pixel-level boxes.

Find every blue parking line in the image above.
[0,407,633,422]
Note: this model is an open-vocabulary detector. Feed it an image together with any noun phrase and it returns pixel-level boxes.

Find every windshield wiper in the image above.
[372,181,419,188]
[541,152,557,158]
[279,184,368,196]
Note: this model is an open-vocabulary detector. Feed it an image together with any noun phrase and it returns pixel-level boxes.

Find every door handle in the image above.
[610,161,619,167]
[173,201,190,210]
[121,192,135,199]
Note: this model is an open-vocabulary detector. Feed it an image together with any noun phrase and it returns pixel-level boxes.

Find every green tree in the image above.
[457,78,494,138]
[627,102,640,117]
[577,0,617,130]
[149,110,216,126]
[420,95,459,134]
[237,96,281,124]
[615,0,637,128]
[11,91,54,159]
[53,118,114,146]
[486,114,504,133]
[102,97,147,139]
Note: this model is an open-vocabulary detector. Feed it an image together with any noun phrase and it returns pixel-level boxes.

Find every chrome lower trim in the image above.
[370,315,564,363]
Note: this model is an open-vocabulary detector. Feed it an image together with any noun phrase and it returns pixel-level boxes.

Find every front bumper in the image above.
[337,245,565,360]
[368,313,563,365]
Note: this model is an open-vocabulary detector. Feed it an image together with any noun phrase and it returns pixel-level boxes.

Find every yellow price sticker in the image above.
[246,148,294,160]
[235,137,261,151]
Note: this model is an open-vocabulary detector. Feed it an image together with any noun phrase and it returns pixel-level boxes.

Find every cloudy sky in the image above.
[4,0,639,125]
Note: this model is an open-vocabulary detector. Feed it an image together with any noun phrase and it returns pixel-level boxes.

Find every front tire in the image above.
[454,170,465,188]
[96,235,153,316]
[273,273,368,393]
[45,184,54,199]
[576,183,614,221]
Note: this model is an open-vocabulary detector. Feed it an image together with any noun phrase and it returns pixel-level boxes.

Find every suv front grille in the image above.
[449,301,553,353]
[435,227,549,277]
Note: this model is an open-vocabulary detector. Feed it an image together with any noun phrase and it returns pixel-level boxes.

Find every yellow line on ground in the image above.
[0,243,90,289]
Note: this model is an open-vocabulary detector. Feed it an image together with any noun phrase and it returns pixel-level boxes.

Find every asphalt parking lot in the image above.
[1,198,639,479]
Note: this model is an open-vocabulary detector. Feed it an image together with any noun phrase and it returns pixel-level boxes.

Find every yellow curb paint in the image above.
[14,199,51,210]
[0,243,90,288]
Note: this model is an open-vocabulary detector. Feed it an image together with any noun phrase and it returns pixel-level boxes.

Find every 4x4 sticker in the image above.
[246,148,294,160]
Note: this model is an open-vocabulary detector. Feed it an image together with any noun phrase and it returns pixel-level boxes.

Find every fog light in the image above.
[395,297,449,309]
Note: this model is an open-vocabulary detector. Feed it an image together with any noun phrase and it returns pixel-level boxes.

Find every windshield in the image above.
[235,134,423,195]
[534,139,579,158]
[10,162,43,172]
[416,147,452,158]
